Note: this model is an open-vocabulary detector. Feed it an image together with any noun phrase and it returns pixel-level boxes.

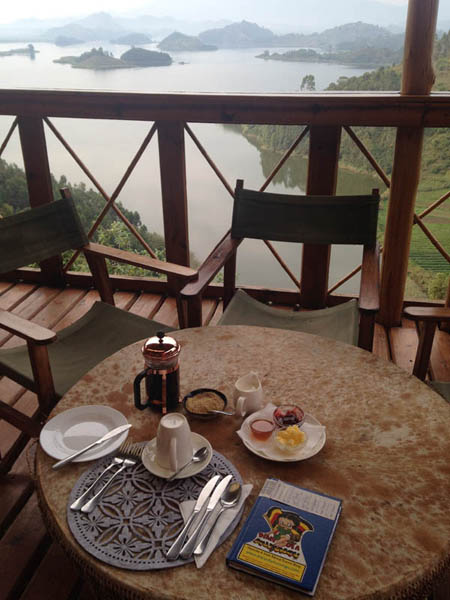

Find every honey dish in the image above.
[183,388,227,419]
[249,418,276,441]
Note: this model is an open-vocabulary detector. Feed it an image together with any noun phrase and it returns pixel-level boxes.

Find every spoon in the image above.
[167,446,209,481]
[208,409,235,415]
[194,481,242,555]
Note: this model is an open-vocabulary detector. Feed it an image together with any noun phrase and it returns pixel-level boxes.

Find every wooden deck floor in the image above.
[0,281,449,600]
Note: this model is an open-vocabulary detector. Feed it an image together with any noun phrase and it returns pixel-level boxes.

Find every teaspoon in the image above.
[167,446,209,481]
[194,481,242,555]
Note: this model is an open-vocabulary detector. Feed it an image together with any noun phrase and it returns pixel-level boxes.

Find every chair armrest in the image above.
[0,309,56,344]
[181,232,242,298]
[404,307,450,323]
[358,243,380,312]
[83,243,198,281]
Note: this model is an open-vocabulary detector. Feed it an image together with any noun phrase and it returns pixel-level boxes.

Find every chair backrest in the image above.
[0,197,88,274]
[231,180,380,246]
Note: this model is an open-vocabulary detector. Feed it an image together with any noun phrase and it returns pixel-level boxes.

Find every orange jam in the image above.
[250,419,276,441]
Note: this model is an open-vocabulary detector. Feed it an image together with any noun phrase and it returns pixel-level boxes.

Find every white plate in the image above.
[142,432,213,479]
[237,404,326,462]
[39,405,129,462]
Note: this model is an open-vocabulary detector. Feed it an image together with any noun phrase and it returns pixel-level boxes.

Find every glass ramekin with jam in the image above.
[273,404,305,428]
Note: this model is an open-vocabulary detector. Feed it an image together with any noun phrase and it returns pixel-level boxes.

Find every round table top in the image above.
[35,325,450,600]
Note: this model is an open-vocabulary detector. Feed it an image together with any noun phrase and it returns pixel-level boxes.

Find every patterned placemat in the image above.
[67,448,242,570]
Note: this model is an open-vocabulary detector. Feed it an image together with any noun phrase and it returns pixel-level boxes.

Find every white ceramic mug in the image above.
[234,371,265,416]
[155,413,193,471]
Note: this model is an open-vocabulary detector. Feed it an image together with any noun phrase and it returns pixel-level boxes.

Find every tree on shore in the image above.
[300,74,315,91]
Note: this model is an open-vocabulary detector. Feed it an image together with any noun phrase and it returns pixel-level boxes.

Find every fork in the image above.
[70,440,131,511]
[79,442,142,514]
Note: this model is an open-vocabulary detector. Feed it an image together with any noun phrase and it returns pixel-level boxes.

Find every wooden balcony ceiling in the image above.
[0,280,449,600]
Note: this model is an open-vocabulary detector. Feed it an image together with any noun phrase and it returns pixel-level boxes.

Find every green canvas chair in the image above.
[0,189,197,464]
[404,306,450,402]
[181,179,380,350]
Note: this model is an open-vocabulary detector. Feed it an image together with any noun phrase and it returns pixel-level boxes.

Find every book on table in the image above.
[226,478,342,596]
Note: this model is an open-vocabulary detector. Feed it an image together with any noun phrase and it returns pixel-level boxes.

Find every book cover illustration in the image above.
[226,478,342,595]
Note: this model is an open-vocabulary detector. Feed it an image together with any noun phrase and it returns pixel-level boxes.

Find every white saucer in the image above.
[39,405,129,461]
[142,432,213,479]
[237,404,326,462]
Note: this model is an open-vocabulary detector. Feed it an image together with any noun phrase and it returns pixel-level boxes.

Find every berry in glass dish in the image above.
[273,404,305,428]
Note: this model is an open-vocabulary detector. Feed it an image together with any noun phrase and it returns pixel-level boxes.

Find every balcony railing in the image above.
[0,89,449,319]
[0,1,449,325]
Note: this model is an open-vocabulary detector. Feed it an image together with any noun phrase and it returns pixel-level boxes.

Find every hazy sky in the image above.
[0,0,411,25]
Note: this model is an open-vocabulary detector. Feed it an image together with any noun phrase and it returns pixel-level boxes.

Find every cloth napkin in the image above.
[179,483,253,568]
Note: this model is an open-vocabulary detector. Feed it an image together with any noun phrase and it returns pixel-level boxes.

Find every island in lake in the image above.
[158,32,217,52]
[256,46,402,68]
[53,47,172,69]
[0,44,37,58]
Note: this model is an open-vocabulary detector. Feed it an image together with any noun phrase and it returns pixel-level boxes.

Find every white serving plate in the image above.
[237,403,326,462]
[40,405,129,461]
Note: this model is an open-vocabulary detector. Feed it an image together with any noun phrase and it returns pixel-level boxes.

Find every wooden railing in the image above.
[0,88,449,323]
[0,0,448,323]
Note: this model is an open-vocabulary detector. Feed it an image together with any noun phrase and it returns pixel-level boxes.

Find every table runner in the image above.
[67,448,242,570]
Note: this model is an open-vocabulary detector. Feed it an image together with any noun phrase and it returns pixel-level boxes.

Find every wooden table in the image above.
[35,325,450,600]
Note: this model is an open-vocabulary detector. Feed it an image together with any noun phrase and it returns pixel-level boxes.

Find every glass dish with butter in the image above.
[274,424,307,452]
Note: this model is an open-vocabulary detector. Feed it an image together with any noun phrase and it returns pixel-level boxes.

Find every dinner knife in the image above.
[52,423,132,470]
[165,474,222,561]
[179,474,232,559]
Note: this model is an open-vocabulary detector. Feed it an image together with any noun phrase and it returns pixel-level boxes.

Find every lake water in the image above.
[0,41,381,292]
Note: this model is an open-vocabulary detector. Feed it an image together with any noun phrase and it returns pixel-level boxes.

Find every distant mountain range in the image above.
[121,0,450,34]
[158,32,217,52]
[0,12,230,42]
[199,20,404,50]
[1,2,449,42]
[0,11,407,55]
[199,21,274,48]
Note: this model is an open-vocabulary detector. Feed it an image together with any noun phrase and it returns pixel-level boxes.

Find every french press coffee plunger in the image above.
[134,331,181,414]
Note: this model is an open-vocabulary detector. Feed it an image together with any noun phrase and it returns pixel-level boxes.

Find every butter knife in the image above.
[180,474,232,559]
[52,423,131,470]
[165,474,222,561]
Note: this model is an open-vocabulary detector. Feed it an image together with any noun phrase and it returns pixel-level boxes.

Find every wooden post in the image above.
[300,125,341,308]
[157,121,190,297]
[18,116,64,286]
[27,341,56,417]
[379,0,439,326]
[443,279,450,332]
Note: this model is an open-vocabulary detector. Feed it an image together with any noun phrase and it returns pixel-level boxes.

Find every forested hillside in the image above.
[240,30,450,299]
[257,46,402,68]
[0,159,166,276]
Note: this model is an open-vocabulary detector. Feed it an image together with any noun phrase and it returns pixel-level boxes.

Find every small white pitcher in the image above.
[234,371,265,416]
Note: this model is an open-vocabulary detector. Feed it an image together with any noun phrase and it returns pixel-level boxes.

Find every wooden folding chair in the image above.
[0,189,197,471]
[404,306,450,402]
[181,179,380,351]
